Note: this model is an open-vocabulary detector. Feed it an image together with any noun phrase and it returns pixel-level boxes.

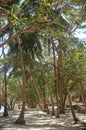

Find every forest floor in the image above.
[0,108,86,130]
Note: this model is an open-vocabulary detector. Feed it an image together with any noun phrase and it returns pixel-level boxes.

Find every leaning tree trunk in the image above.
[15,36,26,124]
[2,46,8,117]
[67,84,79,124]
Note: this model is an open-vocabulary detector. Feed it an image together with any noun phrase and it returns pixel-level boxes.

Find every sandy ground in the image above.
[0,108,86,130]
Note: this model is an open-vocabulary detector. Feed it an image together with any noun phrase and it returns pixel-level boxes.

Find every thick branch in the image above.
[0,23,40,48]
[0,24,10,34]
[0,20,66,48]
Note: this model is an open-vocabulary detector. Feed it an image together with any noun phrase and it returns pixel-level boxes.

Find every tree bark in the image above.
[42,83,47,112]
[51,37,60,117]
[2,46,8,117]
[15,36,26,124]
[79,80,86,110]
[67,84,79,124]
[57,45,64,113]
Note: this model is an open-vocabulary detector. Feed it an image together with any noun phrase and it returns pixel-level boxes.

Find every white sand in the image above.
[0,108,86,130]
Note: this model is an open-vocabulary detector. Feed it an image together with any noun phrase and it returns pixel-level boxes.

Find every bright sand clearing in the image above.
[0,108,86,130]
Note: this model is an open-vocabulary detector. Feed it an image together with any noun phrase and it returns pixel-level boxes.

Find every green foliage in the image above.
[0,0,86,104]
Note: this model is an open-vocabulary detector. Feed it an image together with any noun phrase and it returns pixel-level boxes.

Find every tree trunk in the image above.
[57,45,64,113]
[67,85,79,124]
[45,103,50,114]
[34,78,44,111]
[10,97,14,110]
[47,85,55,116]
[79,80,86,110]
[15,36,26,124]
[52,37,59,117]
[40,65,55,115]
[0,96,1,110]
[28,97,34,108]
[2,46,8,117]
[43,86,47,112]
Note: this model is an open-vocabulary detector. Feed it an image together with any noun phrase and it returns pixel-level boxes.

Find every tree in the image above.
[0,0,86,124]
[15,36,26,124]
[2,46,8,116]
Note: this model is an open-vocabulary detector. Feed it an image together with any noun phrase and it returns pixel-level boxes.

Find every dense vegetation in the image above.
[0,0,86,125]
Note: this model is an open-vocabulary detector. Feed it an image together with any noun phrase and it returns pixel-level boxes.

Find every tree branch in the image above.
[0,20,66,48]
[0,0,11,7]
